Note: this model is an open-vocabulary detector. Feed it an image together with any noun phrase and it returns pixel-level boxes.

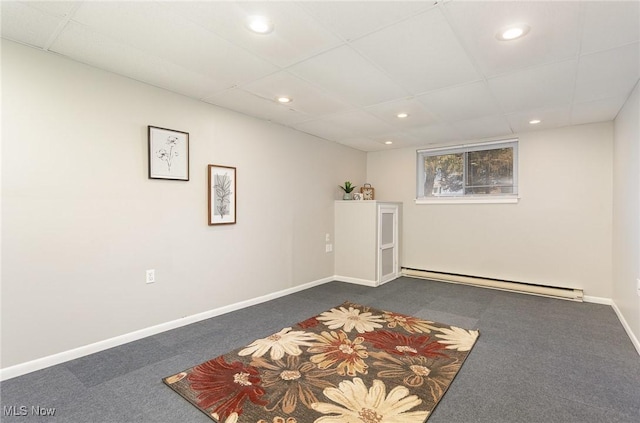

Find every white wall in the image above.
[367,123,613,298]
[0,40,366,368]
[613,82,640,342]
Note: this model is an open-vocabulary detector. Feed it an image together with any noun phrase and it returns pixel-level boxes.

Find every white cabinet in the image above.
[334,201,401,286]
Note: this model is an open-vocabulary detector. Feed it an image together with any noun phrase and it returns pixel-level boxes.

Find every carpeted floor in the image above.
[163,300,479,422]
[1,277,639,422]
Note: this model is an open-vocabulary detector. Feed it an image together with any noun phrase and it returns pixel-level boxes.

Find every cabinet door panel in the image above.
[378,205,398,284]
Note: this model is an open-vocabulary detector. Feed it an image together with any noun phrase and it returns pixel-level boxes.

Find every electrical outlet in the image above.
[637,278,640,297]
[325,244,333,253]
[146,269,155,284]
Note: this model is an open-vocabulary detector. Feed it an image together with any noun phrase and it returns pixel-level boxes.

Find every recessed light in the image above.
[396,113,409,119]
[246,15,274,34]
[496,24,530,41]
[384,140,393,145]
[277,96,292,104]
[529,119,541,125]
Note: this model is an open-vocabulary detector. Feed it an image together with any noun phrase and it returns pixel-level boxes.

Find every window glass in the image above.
[417,139,517,201]
[424,153,463,197]
[466,148,514,195]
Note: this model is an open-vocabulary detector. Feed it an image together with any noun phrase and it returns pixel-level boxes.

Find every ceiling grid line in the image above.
[42,1,82,52]
[438,1,515,136]
[567,0,589,123]
[2,0,637,151]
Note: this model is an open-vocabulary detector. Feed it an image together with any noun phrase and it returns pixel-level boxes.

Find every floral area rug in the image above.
[163,301,479,423]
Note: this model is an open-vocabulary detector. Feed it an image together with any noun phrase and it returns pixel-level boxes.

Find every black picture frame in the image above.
[148,126,189,181]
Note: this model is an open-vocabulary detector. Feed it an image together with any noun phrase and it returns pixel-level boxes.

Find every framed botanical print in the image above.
[148,126,189,180]
[208,165,236,225]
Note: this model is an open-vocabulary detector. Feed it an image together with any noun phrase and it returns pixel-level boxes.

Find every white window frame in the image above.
[416,139,519,204]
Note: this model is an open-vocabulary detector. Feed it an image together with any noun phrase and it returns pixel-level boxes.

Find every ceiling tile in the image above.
[574,42,640,104]
[417,81,502,123]
[365,98,439,128]
[351,7,480,94]
[204,88,311,126]
[71,1,278,91]
[337,132,421,152]
[288,45,407,107]
[443,0,580,77]
[2,0,637,151]
[293,118,357,141]
[300,132,418,152]
[50,22,222,99]
[24,1,79,17]
[166,1,342,68]
[487,60,577,113]
[581,1,640,54]
[334,137,391,152]
[505,105,571,134]
[298,0,433,42]
[0,1,64,48]
[453,115,513,141]
[70,2,174,49]
[241,71,353,116]
[367,131,422,148]
[407,123,464,145]
[321,110,396,137]
[571,96,628,126]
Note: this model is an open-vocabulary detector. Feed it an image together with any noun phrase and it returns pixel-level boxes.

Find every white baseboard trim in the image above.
[333,275,378,287]
[611,300,640,356]
[4,277,636,381]
[583,295,613,305]
[0,276,334,382]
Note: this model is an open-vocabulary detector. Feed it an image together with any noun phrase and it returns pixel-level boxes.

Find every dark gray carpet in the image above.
[1,277,639,422]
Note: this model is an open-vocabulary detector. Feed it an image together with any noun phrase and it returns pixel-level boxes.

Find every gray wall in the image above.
[1,40,366,368]
[613,82,640,342]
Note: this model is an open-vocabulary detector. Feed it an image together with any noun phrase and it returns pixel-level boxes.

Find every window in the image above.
[416,139,518,203]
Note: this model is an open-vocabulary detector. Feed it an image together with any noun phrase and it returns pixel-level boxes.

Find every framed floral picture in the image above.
[148,126,189,180]
[208,164,236,225]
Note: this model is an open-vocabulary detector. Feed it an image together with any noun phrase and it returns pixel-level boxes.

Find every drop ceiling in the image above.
[2,0,639,151]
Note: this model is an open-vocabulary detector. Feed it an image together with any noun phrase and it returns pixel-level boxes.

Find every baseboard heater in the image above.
[401,268,584,302]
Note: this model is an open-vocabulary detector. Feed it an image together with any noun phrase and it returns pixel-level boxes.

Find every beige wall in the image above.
[2,37,633,370]
[613,82,640,341]
[367,123,613,298]
[1,40,366,368]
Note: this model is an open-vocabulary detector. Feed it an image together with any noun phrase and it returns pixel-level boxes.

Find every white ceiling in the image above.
[2,0,639,151]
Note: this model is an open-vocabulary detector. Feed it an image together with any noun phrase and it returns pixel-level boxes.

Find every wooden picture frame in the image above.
[208,165,236,225]
[148,126,189,180]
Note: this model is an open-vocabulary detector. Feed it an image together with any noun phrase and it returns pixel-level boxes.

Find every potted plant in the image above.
[339,181,357,200]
